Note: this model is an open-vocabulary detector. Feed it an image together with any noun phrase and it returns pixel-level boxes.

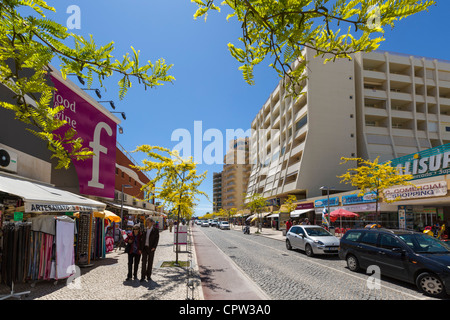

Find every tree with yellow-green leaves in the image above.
[338,156,413,225]
[0,1,174,169]
[244,193,267,233]
[132,145,208,264]
[283,195,298,214]
[191,0,435,95]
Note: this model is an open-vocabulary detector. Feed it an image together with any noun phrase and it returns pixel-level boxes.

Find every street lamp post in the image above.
[320,186,335,229]
[120,184,133,229]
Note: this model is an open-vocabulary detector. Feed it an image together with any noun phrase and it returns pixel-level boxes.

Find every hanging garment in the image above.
[55,218,75,279]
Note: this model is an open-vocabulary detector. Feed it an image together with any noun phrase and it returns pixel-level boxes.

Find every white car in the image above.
[286,225,340,256]
[201,220,209,227]
[219,221,230,230]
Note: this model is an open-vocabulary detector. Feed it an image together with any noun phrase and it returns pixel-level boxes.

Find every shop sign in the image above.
[295,202,314,210]
[384,181,448,201]
[389,143,450,180]
[14,212,23,221]
[342,192,376,205]
[25,203,96,213]
[314,197,339,208]
[315,203,379,214]
[50,75,117,199]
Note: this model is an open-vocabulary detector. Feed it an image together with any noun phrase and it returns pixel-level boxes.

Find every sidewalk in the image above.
[0,228,203,300]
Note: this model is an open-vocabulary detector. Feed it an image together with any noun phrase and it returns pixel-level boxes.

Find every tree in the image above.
[0,1,174,169]
[338,156,413,225]
[192,0,435,95]
[282,195,297,214]
[132,145,207,264]
[244,193,267,233]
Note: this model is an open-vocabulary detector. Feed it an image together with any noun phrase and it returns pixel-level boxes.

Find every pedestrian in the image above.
[286,219,293,233]
[140,218,159,282]
[169,220,174,233]
[125,224,142,281]
[303,218,311,225]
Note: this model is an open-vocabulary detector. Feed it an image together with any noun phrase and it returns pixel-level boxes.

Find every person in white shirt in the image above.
[140,218,159,282]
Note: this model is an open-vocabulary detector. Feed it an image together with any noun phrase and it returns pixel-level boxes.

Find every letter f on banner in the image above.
[88,122,113,189]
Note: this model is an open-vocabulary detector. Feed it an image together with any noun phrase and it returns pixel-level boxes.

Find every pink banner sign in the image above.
[51,75,117,199]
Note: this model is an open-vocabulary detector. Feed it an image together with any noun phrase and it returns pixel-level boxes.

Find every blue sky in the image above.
[44,0,449,217]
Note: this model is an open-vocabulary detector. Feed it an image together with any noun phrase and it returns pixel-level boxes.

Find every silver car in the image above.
[286,225,340,256]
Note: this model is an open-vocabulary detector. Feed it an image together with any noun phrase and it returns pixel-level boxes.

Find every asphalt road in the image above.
[195,225,443,300]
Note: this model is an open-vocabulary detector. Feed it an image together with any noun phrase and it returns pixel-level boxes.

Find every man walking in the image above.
[140,218,159,282]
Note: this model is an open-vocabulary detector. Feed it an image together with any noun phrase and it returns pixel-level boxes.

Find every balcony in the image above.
[391,109,413,119]
[365,125,389,135]
[364,88,387,99]
[363,70,386,81]
[365,106,388,117]
[390,73,411,83]
[390,91,412,101]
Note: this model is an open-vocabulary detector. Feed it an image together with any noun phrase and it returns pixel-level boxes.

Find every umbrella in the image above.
[326,209,360,230]
[74,210,121,223]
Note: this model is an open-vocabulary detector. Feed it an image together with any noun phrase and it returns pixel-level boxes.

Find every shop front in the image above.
[0,172,108,290]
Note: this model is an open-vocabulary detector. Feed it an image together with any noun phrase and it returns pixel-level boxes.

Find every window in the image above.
[343,231,363,242]
[295,115,308,132]
[379,234,402,250]
[290,226,299,234]
[297,227,305,236]
[360,232,378,246]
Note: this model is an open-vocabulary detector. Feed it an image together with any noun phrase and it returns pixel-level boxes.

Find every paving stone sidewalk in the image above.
[0,228,203,300]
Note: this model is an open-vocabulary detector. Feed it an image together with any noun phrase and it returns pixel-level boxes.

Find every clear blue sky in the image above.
[44,0,448,217]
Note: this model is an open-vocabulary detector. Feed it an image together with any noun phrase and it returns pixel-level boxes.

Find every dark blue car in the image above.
[339,228,450,298]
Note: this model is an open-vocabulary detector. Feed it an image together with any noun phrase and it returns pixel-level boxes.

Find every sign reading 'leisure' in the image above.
[389,143,450,180]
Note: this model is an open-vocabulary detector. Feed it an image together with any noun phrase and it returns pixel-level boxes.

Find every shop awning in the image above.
[0,173,106,213]
[105,201,155,215]
[290,208,314,218]
[267,213,279,218]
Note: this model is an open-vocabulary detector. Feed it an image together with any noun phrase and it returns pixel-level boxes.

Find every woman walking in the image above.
[125,224,142,281]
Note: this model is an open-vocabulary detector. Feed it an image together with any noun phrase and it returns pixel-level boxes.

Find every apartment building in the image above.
[355,50,450,162]
[213,172,223,212]
[221,138,252,211]
[247,48,357,202]
[247,48,450,204]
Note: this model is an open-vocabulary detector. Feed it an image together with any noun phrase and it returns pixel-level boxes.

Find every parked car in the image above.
[339,228,450,298]
[210,220,218,227]
[286,225,340,256]
[201,220,209,227]
[219,221,230,230]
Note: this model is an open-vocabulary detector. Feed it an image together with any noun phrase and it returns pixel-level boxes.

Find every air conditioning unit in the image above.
[0,149,18,173]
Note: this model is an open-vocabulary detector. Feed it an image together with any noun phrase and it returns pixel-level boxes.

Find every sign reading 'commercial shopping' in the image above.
[389,143,450,180]
[384,181,448,201]
[50,75,117,199]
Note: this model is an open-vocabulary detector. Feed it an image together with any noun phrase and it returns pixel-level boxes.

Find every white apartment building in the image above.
[246,48,450,203]
[355,50,450,162]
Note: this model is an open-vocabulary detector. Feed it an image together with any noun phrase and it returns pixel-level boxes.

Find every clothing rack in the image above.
[0,222,31,300]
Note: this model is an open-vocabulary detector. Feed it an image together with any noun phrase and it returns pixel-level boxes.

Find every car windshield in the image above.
[305,227,332,237]
[398,233,450,254]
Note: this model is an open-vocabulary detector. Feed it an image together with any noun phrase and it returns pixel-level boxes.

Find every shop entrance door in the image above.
[419,212,437,228]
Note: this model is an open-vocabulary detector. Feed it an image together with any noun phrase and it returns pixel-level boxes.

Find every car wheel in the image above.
[305,244,314,257]
[346,254,360,272]
[416,272,446,298]
[286,239,292,250]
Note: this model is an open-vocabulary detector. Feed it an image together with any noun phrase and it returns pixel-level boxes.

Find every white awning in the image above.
[0,173,106,213]
[267,213,279,218]
[105,201,156,215]
[290,208,314,218]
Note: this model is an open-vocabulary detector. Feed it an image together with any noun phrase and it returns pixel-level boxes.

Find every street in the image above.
[195,224,442,300]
